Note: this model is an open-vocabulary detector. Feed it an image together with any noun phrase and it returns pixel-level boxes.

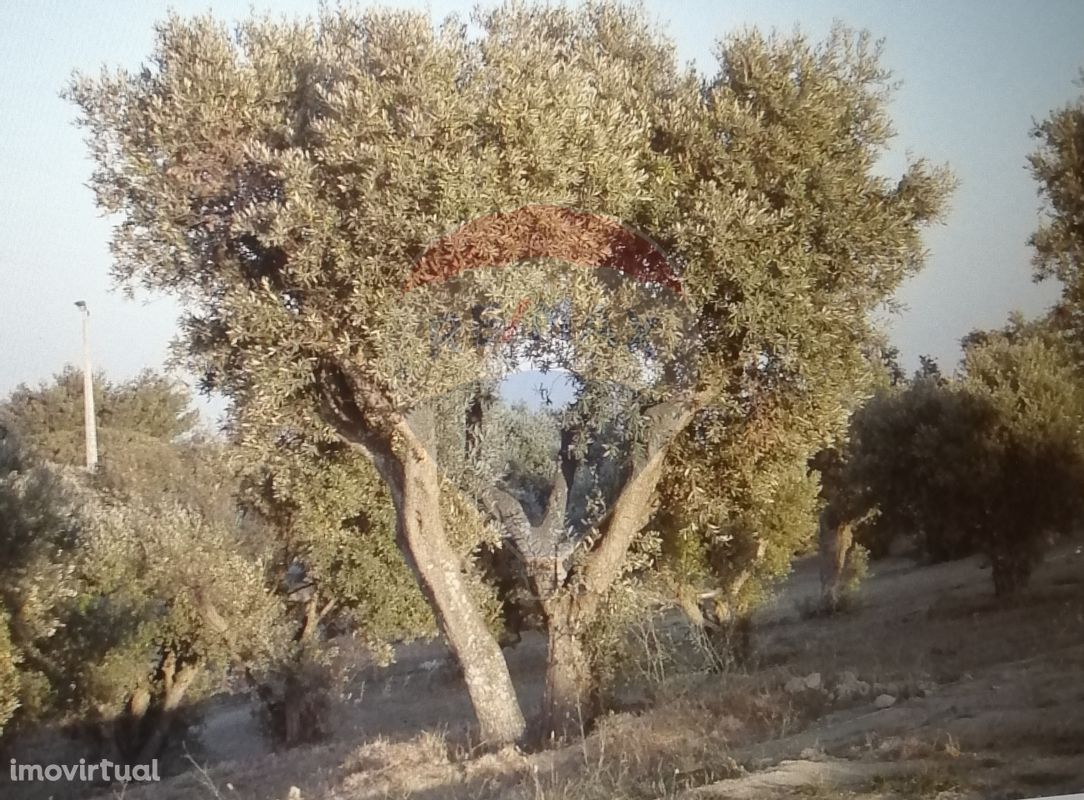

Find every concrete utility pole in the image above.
[74,301,98,471]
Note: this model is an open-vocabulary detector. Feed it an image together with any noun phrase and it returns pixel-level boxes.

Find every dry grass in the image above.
[326,665,848,800]
[64,547,1084,800]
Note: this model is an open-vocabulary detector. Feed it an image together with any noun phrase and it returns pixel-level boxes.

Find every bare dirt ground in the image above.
[51,544,1084,799]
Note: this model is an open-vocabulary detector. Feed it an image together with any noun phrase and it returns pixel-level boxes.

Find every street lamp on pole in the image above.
[74,301,98,471]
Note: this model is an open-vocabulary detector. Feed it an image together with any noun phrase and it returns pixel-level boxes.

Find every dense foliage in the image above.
[1,367,199,465]
[0,432,80,733]
[0,607,20,737]
[840,323,1084,594]
[0,372,285,761]
[1030,73,1084,339]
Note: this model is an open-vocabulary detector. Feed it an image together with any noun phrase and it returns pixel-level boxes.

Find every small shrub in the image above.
[254,649,339,747]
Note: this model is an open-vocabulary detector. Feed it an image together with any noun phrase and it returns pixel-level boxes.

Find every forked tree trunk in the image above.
[394,448,526,746]
[319,370,694,747]
[531,404,696,740]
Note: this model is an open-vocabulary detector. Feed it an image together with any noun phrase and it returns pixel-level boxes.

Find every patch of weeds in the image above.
[867,766,967,798]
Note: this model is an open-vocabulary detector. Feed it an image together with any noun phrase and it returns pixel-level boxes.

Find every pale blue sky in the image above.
[2,1,1083,414]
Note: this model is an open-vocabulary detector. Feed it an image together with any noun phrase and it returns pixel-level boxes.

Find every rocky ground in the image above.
[12,544,1084,800]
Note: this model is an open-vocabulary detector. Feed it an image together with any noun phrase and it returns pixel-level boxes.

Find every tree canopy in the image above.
[1,367,199,464]
[1030,72,1084,338]
[68,2,953,742]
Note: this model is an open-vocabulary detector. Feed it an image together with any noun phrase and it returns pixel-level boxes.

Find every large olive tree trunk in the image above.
[394,448,527,745]
[322,368,696,745]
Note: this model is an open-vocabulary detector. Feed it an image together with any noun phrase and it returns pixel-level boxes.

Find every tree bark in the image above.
[392,440,526,746]
[317,364,527,746]
[530,399,700,739]
[576,400,699,621]
[282,671,304,746]
[540,610,594,741]
[819,509,854,612]
[531,467,661,740]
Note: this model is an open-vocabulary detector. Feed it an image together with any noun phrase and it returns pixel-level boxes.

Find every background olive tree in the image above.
[1030,71,1084,340]
[838,322,1084,595]
[2,367,199,466]
[830,77,1084,598]
[0,372,286,763]
[237,434,435,745]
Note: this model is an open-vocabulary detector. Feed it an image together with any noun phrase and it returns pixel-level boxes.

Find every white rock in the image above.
[785,672,823,694]
[874,693,897,709]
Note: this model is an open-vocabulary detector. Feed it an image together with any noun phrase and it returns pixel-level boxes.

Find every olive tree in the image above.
[841,325,1084,595]
[241,439,435,652]
[237,435,435,745]
[64,492,284,763]
[69,3,951,741]
[0,376,285,760]
[1,367,200,467]
[958,321,1084,592]
[0,432,80,735]
[844,370,991,563]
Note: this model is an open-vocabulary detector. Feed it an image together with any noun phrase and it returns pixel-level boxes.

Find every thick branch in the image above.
[537,427,577,538]
[575,397,700,616]
[537,466,569,538]
[484,482,576,567]
[314,360,402,471]
[312,362,422,541]
[486,485,533,551]
[465,385,575,564]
